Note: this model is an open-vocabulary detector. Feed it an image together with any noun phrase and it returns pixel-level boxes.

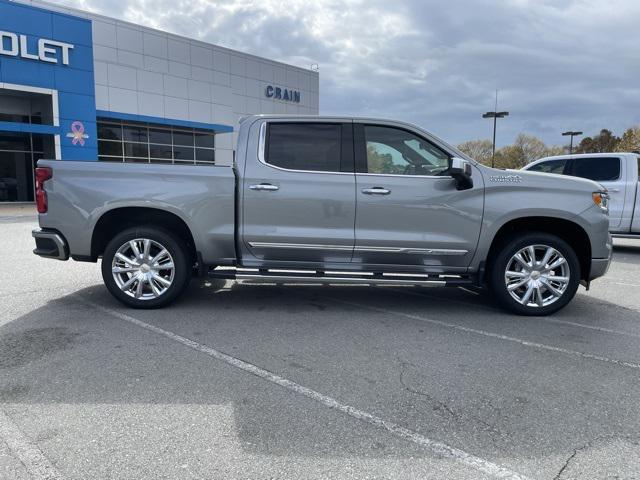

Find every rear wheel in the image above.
[101,227,191,308]
[489,232,580,316]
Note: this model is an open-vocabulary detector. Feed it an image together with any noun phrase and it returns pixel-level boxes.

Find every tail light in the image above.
[35,167,52,214]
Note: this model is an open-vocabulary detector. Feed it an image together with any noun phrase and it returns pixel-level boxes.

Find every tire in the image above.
[488,232,580,316]
[101,226,192,309]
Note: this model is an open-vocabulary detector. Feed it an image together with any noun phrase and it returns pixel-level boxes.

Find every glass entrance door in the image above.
[0,132,54,202]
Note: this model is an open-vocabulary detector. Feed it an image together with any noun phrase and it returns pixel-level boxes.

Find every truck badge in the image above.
[489,175,523,183]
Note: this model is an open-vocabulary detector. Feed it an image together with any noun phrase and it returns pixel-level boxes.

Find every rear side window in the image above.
[528,159,567,174]
[571,157,620,182]
[266,123,341,172]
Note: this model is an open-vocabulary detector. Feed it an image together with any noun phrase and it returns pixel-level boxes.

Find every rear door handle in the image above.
[362,187,391,195]
[249,183,279,191]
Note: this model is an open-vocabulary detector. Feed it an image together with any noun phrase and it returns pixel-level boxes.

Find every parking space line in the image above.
[392,288,640,339]
[0,409,63,480]
[610,281,640,288]
[81,298,530,480]
[326,296,640,371]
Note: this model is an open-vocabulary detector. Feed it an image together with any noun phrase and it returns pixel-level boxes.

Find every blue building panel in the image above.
[0,56,55,86]
[54,68,95,96]
[0,1,54,37]
[64,45,95,72]
[51,14,94,48]
[0,0,98,160]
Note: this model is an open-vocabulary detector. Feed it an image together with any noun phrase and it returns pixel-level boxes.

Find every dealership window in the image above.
[97,120,216,165]
[0,91,54,125]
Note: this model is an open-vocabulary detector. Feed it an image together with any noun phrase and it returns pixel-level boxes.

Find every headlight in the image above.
[592,192,609,212]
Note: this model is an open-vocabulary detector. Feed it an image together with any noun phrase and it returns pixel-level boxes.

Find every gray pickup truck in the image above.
[32,115,612,315]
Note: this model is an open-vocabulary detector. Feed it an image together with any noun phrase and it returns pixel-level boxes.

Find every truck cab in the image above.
[238,117,482,271]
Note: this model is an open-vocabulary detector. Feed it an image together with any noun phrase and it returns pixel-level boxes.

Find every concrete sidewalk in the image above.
[0,204,37,218]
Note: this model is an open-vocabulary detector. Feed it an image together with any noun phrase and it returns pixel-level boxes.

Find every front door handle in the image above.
[249,183,279,191]
[362,187,391,195]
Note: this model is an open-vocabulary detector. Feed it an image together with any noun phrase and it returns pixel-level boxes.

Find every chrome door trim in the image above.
[248,242,353,251]
[356,172,454,179]
[257,121,267,163]
[354,246,468,255]
[248,242,468,256]
[256,120,352,176]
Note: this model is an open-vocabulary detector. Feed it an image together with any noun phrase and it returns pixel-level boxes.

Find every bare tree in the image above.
[616,126,640,153]
[457,139,493,165]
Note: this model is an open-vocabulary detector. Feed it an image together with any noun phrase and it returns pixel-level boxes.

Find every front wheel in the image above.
[101,227,191,308]
[489,233,580,316]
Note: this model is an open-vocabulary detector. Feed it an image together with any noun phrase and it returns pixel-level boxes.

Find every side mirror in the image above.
[449,157,473,190]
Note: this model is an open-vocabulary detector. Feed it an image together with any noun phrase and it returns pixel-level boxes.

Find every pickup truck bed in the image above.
[36,160,237,266]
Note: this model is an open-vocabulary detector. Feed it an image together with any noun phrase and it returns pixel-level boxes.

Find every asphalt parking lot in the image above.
[1,209,640,480]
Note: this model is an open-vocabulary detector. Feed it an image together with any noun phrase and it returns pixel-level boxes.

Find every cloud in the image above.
[51,0,640,147]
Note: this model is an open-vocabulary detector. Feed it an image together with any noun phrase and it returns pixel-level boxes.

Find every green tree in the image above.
[493,145,523,169]
[457,139,493,165]
[616,126,640,153]
[366,145,400,174]
[576,129,620,153]
[513,133,558,167]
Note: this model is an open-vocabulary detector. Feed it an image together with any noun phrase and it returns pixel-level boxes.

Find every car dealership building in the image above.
[0,0,319,202]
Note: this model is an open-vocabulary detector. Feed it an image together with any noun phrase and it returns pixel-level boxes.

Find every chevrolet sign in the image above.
[0,30,74,66]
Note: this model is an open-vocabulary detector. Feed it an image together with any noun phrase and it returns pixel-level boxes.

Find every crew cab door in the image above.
[241,120,355,265]
[352,123,483,269]
[567,156,626,230]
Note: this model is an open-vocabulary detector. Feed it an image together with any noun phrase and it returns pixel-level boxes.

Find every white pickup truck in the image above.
[524,153,640,237]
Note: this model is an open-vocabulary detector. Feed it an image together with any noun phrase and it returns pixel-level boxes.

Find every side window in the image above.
[266,123,341,172]
[571,157,621,182]
[364,125,450,176]
[528,159,567,174]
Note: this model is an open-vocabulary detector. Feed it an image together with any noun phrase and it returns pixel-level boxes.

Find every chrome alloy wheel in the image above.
[504,244,570,308]
[111,238,175,300]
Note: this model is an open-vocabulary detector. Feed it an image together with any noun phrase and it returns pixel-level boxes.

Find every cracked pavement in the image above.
[1,214,640,479]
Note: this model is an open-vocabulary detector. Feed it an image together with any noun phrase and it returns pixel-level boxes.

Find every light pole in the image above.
[482,91,509,168]
[482,111,509,167]
[562,131,583,154]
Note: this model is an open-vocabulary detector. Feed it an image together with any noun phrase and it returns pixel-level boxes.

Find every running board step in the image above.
[611,233,640,239]
[208,267,475,287]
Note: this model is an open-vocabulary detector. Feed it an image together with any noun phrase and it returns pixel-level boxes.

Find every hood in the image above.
[476,165,606,194]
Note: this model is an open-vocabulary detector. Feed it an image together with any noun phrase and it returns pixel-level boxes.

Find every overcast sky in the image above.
[51,0,640,147]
